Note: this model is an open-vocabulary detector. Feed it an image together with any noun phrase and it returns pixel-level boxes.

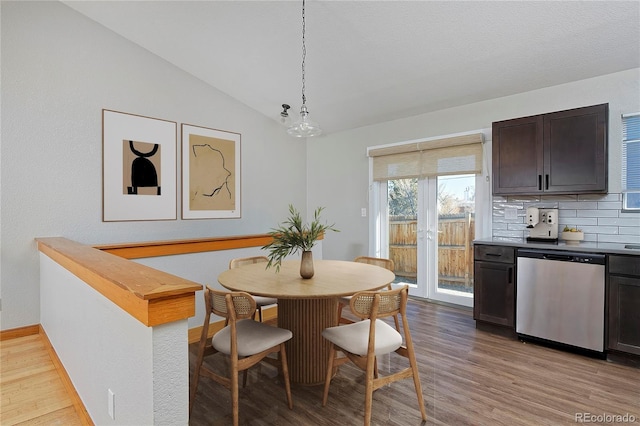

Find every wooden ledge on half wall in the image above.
[93,234,277,259]
[36,237,203,327]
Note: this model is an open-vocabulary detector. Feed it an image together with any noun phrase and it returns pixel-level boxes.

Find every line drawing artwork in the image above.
[189,134,236,211]
[192,144,231,198]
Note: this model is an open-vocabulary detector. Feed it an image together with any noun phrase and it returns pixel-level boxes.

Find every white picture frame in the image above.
[181,124,241,219]
[103,109,177,221]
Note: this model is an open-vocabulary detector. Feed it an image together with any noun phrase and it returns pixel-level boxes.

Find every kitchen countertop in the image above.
[473,238,640,256]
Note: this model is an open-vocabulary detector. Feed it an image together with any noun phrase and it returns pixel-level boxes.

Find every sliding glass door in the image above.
[369,131,486,307]
[377,174,476,307]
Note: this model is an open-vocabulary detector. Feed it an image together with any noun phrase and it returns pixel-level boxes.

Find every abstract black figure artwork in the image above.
[103,109,176,222]
[125,140,161,195]
[182,124,241,219]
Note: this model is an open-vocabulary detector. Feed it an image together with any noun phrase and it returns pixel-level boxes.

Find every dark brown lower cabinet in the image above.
[473,245,515,327]
[608,255,640,356]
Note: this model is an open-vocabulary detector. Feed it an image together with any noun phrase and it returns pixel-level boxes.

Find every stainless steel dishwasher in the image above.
[516,248,606,353]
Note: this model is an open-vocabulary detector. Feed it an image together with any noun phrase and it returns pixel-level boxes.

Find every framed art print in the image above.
[103,109,177,221]
[182,124,241,219]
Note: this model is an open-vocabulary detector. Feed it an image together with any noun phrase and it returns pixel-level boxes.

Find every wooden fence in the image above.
[389,214,475,291]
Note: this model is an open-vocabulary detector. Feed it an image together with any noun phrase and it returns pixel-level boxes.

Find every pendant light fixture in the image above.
[287,0,322,138]
[279,104,292,127]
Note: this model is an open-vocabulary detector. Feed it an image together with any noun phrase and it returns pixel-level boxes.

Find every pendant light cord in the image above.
[301,0,307,106]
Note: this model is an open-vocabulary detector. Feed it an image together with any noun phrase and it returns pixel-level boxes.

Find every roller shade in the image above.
[622,113,640,210]
[370,133,484,181]
[622,113,640,191]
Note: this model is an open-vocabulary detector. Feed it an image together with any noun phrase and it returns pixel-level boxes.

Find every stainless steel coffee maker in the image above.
[525,207,559,242]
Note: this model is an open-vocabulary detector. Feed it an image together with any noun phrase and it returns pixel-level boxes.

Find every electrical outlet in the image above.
[108,389,115,420]
[504,207,517,220]
[361,208,367,217]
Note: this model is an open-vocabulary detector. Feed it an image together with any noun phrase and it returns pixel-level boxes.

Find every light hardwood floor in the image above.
[2,299,639,425]
[0,334,86,425]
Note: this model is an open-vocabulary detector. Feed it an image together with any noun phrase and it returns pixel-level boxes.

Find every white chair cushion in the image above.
[213,319,293,357]
[322,319,402,357]
[339,296,352,305]
[253,296,277,306]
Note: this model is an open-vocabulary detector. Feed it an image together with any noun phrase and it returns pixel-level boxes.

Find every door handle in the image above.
[545,174,549,190]
[538,175,542,191]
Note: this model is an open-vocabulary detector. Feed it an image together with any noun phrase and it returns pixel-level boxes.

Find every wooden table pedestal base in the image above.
[277,298,337,385]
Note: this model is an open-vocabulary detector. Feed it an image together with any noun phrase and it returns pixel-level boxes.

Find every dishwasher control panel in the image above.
[518,248,606,265]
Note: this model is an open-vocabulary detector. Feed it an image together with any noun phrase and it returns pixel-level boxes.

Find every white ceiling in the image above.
[63,0,640,135]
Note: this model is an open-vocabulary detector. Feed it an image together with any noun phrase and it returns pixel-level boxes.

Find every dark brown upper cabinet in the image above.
[492,104,608,195]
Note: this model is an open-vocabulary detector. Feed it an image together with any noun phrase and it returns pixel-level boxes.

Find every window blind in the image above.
[622,113,640,210]
[369,133,484,181]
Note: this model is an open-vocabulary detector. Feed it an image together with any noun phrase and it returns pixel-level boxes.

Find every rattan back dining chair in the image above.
[189,287,293,426]
[322,285,427,426]
[229,256,278,322]
[337,256,400,331]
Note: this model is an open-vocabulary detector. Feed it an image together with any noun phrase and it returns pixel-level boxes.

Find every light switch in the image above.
[108,389,115,420]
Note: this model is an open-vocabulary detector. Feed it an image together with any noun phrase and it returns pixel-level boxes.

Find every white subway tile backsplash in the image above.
[493,236,524,243]
[619,211,640,219]
[540,194,578,202]
[508,223,528,231]
[560,218,598,227]
[507,195,540,203]
[493,230,526,238]
[597,234,640,244]
[599,217,640,226]
[576,209,619,218]
[491,192,639,242]
[558,201,599,209]
[619,227,640,236]
[578,193,620,201]
[558,210,577,218]
[597,201,623,210]
[580,226,618,234]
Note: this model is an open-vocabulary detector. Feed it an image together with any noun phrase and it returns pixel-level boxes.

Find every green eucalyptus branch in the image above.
[262,205,339,271]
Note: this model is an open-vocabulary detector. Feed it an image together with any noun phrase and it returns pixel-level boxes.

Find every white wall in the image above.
[1,1,307,330]
[40,253,187,425]
[308,69,640,260]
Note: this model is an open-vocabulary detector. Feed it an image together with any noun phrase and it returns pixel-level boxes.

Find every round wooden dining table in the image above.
[218,259,395,385]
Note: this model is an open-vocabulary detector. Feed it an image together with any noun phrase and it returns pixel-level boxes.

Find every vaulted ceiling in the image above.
[63,1,640,135]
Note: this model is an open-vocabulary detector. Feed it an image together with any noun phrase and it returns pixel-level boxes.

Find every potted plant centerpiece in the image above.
[262,205,338,279]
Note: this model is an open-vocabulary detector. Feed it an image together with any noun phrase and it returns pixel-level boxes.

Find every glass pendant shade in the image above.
[287,104,322,138]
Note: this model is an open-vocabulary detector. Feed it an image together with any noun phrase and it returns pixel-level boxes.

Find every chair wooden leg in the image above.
[231,366,239,426]
[393,314,400,332]
[189,358,201,416]
[322,344,336,406]
[336,303,344,325]
[407,345,427,421]
[279,343,293,410]
[189,306,211,417]
[373,356,378,379]
[364,353,376,426]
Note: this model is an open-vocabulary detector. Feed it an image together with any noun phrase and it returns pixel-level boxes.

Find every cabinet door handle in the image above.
[538,175,542,191]
[545,174,549,190]
[486,253,501,257]
[507,266,513,284]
